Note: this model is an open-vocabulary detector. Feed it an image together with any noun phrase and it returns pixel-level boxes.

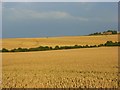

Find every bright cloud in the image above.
[4,8,89,21]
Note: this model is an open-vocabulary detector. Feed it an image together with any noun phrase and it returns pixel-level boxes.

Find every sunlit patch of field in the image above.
[0,38,1,88]
[0,53,1,88]
[2,47,118,88]
[2,35,118,49]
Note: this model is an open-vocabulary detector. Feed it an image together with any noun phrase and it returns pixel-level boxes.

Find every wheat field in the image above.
[2,47,118,88]
[2,35,118,49]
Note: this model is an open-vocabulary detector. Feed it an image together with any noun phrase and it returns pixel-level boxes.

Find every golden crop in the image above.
[2,35,118,49]
[2,47,118,88]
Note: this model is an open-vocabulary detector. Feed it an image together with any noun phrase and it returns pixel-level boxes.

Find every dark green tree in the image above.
[2,48,9,52]
[54,46,60,50]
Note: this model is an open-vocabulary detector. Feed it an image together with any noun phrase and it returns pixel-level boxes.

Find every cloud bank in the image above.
[3,8,88,21]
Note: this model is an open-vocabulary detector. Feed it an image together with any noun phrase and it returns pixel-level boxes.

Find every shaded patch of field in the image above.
[2,35,118,49]
[2,47,118,88]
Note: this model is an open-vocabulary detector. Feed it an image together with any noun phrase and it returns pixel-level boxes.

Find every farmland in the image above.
[2,47,118,88]
[2,1,119,88]
[2,35,118,50]
[2,35,119,88]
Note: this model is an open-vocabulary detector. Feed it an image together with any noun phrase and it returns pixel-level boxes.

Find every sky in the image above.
[2,2,118,38]
[2,0,120,2]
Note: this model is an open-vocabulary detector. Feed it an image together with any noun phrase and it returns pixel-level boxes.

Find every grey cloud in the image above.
[3,8,89,21]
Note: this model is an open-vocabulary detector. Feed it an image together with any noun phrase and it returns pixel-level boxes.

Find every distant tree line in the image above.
[89,32,101,35]
[1,41,120,53]
[103,30,118,34]
[89,30,118,35]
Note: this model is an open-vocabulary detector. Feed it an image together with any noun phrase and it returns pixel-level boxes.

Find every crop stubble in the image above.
[2,47,118,88]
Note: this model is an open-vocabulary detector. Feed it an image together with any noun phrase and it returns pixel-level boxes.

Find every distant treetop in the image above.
[89,30,118,35]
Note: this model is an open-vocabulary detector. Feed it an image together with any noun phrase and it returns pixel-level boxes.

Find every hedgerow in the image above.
[1,41,120,52]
